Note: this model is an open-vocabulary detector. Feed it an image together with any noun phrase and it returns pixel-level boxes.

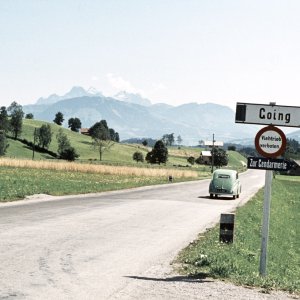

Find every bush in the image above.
[187,156,195,165]
[133,151,144,163]
[59,147,79,161]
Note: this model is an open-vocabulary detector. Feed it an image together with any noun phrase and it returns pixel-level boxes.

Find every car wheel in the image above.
[233,195,236,199]
[210,194,213,199]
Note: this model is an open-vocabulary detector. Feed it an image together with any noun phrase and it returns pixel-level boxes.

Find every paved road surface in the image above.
[0,169,276,299]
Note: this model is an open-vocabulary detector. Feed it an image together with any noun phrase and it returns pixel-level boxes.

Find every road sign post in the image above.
[253,125,286,276]
[235,102,300,277]
[260,170,272,276]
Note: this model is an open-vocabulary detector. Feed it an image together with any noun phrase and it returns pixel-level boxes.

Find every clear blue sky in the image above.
[1,0,300,110]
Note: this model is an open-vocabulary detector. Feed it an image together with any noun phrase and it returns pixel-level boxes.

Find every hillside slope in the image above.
[4,119,246,172]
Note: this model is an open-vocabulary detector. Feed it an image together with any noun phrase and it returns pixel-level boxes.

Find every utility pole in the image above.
[211,133,215,173]
[32,128,37,160]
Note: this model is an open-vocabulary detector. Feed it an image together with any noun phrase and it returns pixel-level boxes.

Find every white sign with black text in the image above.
[235,102,300,128]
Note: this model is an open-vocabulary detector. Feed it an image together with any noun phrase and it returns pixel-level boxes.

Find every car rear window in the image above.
[217,174,230,179]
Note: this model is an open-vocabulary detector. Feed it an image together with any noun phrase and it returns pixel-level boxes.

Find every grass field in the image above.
[176,175,300,294]
[1,119,249,202]
[0,166,196,202]
[0,158,198,202]
[5,120,247,173]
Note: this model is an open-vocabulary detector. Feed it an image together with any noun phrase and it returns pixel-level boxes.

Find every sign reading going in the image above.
[247,157,292,171]
[255,125,286,158]
[235,102,300,128]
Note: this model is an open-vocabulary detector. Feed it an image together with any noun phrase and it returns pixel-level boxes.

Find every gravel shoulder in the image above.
[112,267,297,300]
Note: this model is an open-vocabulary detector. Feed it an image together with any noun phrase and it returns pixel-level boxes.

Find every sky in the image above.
[1,0,300,111]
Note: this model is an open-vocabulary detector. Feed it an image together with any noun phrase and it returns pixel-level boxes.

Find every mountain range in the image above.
[23,86,299,145]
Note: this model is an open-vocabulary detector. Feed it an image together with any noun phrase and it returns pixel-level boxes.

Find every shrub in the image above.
[133,151,144,163]
[187,156,195,165]
[59,147,79,161]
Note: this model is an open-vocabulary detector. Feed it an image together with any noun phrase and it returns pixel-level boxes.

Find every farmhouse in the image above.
[199,151,212,165]
[80,128,90,136]
[288,160,300,176]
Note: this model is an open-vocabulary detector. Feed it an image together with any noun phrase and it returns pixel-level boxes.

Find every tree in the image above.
[115,132,120,143]
[228,145,236,151]
[284,138,300,158]
[0,106,9,132]
[56,128,79,161]
[92,138,114,161]
[25,113,34,119]
[142,140,148,147]
[239,147,258,158]
[0,130,9,156]
[68,117,82,132]
[8,101,24,139]
[57,128,70,153]
[133,151,144,163]
[89,120,109,140]
[90,120,117,161]
[107,128,120,142]
[211,148,228,168]
[162,133,175,146]
[37,124,52,149]
[177,135,183,146]
[198,140,205,147]
[109,128,116,141]
[53,112,64,125]
[145,140,168,164]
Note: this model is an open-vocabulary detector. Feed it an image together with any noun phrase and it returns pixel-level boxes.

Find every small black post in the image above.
[219,213,235,243]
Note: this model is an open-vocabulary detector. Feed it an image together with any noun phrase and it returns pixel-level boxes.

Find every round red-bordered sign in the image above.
[255,125,286,158]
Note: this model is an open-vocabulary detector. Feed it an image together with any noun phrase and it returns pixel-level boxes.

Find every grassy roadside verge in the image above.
[175,175,300,294]
[0,159,198,202]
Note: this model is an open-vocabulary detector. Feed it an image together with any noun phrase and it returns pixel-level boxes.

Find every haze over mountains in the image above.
[23,86,299,145]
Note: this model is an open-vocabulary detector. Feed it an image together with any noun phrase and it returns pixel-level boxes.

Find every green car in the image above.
[209,169,241,199]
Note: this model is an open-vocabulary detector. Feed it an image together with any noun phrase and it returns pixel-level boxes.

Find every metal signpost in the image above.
[235,102,298,276]
[254,125,287,276]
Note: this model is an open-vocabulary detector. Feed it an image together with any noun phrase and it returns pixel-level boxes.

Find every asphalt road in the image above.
[0,169,266,299]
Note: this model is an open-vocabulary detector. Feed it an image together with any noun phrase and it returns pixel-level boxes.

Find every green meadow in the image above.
[176,175,300,294]
[0,119,248,202]
[4,119,247,171]
[0,166,171,202]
